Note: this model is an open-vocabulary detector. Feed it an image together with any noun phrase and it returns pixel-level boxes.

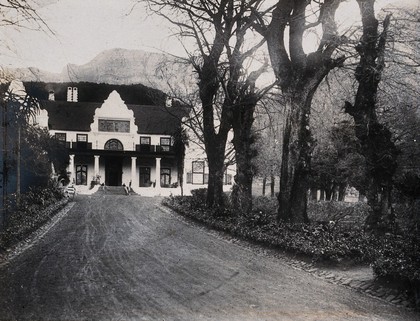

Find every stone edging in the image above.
[285,258,414,309]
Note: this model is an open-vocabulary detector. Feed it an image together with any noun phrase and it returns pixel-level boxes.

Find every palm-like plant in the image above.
[2,85,39,198]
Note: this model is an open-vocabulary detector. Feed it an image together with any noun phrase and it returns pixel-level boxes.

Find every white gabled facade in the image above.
[27,83,234,196]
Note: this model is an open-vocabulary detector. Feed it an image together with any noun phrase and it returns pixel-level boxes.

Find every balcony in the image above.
[69,142,93,150]
[135,144,174,154]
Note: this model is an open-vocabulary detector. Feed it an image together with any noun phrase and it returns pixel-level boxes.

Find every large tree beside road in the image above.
[142,0,271,213]
[253,0,348,222]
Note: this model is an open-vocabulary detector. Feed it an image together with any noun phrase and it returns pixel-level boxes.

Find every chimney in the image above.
[73,87,78,102]
[48,90,55,101]
[67,87,73,102]
[67,86,78,102]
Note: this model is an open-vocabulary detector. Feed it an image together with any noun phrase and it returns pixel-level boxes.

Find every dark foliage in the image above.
[310,121,367,199]
[0,186,66,250]
[395,170,420,200]
[372,232,420,284]
[371,231,420,308]
[163,194,376,263]
[307,201,369,226]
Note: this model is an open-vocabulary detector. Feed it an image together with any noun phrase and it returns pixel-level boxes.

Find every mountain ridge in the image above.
[3,48,192,93]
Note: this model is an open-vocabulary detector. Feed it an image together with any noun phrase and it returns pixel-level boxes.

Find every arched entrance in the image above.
[104,139,123,186]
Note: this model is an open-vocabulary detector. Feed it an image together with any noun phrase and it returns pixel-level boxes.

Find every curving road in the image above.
[0,194,418,321]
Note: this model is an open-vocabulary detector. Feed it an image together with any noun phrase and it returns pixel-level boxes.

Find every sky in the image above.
[0,0,418,73]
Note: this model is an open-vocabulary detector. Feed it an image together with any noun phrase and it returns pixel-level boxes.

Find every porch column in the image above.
[155,157,161,189]
[69,154,75,184]
[131,157,137,187]
[94,155,100,176]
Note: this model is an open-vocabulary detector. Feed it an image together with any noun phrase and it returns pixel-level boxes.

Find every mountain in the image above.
[2,66,65,83]
[4,48,193,93]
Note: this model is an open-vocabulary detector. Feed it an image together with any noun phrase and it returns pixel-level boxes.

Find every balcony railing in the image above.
[69,142,92,150]
[135,144,174,154]
[60,141,173,153]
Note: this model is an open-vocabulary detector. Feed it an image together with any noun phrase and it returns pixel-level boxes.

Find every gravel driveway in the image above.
[0,194,418,321]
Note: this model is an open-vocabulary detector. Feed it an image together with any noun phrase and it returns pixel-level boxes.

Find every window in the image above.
[160,137,171,152]
[77,134,87,142]
[139,167,151,187]
[55,133,66,142]
[104,139,123,150]
[160,168,171,187]
[192,161,205,184]
[140,137,151,145]
[76,165,87,185]
[186,173,192,184]
[140,136,151,152]
[76,134,88,149]
[98,119,130,132]
[224,172,232,185]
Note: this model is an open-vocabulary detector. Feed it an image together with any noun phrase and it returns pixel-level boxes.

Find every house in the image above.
[21,81,233,196]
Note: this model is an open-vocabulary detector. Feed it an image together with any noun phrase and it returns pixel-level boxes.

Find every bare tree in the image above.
[142,0,270,211]
[344,0,419,231]
[253,0,347,222]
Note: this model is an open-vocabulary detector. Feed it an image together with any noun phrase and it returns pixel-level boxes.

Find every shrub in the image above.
[393,200,420,234]
[190,188,208,208]
[0,185,66,250]
[163,195,375,263]
[372,232,420,283]
[308,201,370,225]
[371,231,420,307]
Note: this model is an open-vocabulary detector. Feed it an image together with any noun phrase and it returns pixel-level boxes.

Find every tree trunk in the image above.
[262,177,266,196]
[364,178,395,231]
[277,92,312,223]
[206,147,226,209]
[200,94,229,209]
[320,190,325,201]
[325,183,333,201]
[338,184,346,202]
[16,126,21,200]
[345,4,398,232]
[310,187,318,201]
[231,101,256,215]
[0,99,7,229]
[332,184,339,201]
[270,175,275,197]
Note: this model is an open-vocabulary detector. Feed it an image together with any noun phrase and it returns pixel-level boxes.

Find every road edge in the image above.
[0,202,75,268]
